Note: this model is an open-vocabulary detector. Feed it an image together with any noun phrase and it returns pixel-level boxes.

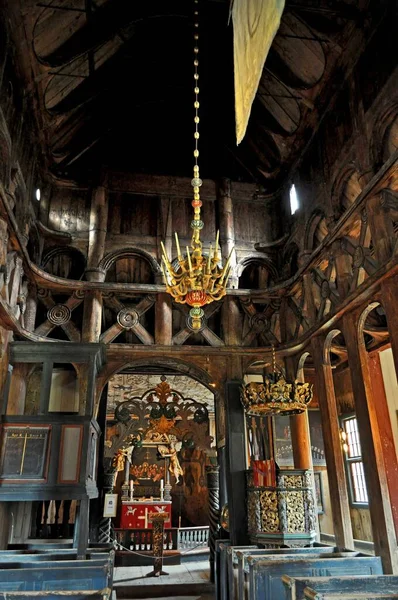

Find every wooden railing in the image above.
[114,526,209,552]
[177,526,209,549]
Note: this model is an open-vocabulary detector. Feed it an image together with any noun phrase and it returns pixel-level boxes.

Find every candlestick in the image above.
[129,479,134,500]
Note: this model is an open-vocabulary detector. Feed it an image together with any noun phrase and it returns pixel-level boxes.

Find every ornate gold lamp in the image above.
[241,348,313,416]
[160,0,233,331]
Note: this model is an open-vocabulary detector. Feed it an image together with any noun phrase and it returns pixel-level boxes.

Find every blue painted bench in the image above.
[247,555,382,600]
[0,592,112,600]
[216,539,232,600]
[305,591,398,600]
[0,565,111,592]
[0,552,111,563]
[283,575,398,600]
[236,548,353,600]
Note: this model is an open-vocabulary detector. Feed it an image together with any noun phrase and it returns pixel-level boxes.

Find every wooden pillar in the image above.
[87,186,108,270]
[155,293,172,345]
[311,336,354,550]
[217,179,237,288]
[285,356,313,471]
[343,313,398,573]
[380,276,398,382]
[225,380,249,545]
[368,351,398,538]
[221,296,241,346]
[74,495,90,559]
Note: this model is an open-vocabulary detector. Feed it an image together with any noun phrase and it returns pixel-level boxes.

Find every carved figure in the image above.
[112,445,133,472]
[158,440,183,483]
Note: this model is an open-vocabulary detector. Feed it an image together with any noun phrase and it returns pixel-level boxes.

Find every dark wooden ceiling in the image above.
[2,0,385,190]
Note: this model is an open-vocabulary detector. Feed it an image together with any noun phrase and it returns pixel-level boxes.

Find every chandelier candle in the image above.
[160,0,233,330]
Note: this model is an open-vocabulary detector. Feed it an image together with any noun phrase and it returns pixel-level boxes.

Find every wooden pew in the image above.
[0,591,113,599]
[282,575,398,600]
[304,591,398,600]
[247,555,383,600]
[215,539,231,600]
[236,548,353,600]
[0,552,110,563]
[227,545,258,599]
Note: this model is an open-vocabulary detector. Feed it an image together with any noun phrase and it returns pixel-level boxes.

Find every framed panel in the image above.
[103,493,118,518]
[0,424,51,481]
[58,425,83,483]
[273,410,326,467]
[272,415,294,467]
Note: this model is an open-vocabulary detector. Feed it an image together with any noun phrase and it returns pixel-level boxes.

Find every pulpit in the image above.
[120,500,172,529]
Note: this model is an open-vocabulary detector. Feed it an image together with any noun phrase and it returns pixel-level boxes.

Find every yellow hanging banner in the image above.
[233,0,285,145]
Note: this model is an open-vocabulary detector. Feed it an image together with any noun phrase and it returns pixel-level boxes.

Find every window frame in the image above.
[340,413,369,508]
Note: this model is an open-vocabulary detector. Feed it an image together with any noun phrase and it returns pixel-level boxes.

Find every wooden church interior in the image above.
[0,0,397,598]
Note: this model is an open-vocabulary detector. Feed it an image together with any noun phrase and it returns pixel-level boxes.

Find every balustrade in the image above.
[113,526,209,553]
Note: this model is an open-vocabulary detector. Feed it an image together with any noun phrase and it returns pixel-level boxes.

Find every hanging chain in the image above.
[191,0,203,251]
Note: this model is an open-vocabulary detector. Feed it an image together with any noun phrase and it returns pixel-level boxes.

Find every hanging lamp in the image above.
[241,347,313,416]
[160,0,233,331]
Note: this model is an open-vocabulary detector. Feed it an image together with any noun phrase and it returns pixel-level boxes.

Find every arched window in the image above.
[289,184,299,215]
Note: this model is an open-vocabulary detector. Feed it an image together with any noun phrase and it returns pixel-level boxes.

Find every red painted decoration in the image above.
[120,501,172,529]
[186,290,207,307]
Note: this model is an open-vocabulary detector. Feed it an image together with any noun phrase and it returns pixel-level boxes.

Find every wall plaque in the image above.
[0,425,50,480]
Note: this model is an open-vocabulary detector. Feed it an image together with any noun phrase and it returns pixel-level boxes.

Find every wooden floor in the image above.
[113,560,214,599]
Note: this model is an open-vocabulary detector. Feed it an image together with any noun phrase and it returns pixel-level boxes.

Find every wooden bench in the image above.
[0,591,113,599]
[282,575,398,600]
[247,555,382,600]
[0,552,111,563]
[236,547,353,600]
[305,591,398,600]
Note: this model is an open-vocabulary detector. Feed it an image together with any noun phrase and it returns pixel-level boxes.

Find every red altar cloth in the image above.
[120,500,172,529]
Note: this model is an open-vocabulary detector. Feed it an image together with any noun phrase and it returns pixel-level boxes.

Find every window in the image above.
[341,416,368,505]
[289,184,299,215]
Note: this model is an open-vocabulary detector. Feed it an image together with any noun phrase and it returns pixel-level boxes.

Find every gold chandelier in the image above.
[160,0,233,331]
[241,348,313,416]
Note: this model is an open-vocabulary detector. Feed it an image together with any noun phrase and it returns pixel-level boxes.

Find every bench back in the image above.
[0,591,111,599]
[282,575,398,600]
[249,555,383,600]
[234,548,355,600]
[0,562,113,592]
[304,590,398,600]
[0,552,110,563]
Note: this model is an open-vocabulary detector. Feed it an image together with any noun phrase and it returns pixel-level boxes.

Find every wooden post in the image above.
[380,276,398,381]
[87,186,108,270]
[206,464,220,583]
[74,495,90,559]
[225,380,249,545]
[285,356,313,471]
[155,293,172,345]
[222,296,241,346]
[311,335,354,550]
[343,312,398,573]
[368,351,398,538]
[217,179,237,288]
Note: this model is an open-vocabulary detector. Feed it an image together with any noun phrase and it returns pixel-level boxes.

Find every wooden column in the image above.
[87,186,108,270]
[155,293,172,345]
[225,380,249,545]
[221,296,241,346]
[74,495,90,559]
[380,276,398,381]
[285,356,313,470]
[343,313,398,573]
[311,335,354,550]
[217,179,237,288]
[368,351,398,538]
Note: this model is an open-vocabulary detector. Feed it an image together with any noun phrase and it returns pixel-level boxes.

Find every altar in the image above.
[120,500,172,529]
